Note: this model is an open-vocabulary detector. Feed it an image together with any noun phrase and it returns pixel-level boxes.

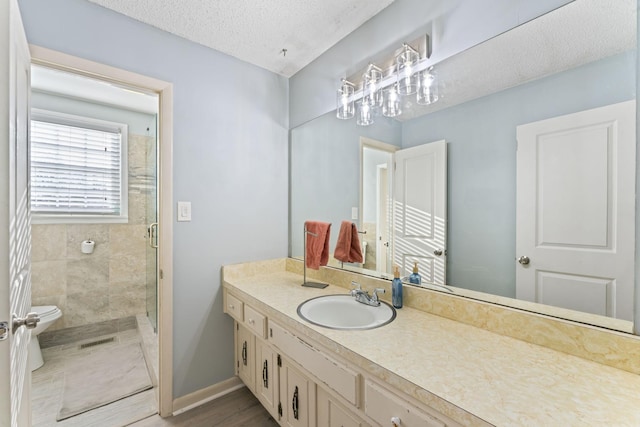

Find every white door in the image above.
[0,0,32,426]
[516,101,635,321]
[376,164,390,273]
[393,141,447,284]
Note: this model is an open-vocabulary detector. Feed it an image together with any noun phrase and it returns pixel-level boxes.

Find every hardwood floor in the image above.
[130,387,279,427]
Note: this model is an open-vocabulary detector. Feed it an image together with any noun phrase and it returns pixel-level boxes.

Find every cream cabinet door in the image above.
[255,337,278,418]
[317,386,367,427]
[236,323,255,392]
[279,357,316,427]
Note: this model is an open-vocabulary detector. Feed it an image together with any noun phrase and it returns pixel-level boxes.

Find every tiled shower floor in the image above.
[31,327,157,427]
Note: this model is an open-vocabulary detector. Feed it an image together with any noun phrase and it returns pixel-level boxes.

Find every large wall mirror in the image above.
[290,0,637,333]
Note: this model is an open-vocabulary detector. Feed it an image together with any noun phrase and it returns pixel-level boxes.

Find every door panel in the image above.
[393,141,447,285]
[1,0,32,425]
[516,101,635,320]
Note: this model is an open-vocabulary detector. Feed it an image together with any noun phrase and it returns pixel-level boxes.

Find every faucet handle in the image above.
[350,281,361,296]
[372,288,385,301]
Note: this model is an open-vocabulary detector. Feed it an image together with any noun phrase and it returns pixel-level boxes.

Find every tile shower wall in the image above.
[31,133,156,331]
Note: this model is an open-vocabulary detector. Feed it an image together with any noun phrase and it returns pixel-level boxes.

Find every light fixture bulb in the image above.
[356,101,373,126]
[336,79,355,119]
[417,67,439,105]
[396,43,419,95]
[382,85,402,118]
[362,64,383,107]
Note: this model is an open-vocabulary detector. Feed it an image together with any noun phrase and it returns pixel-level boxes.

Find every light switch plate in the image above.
[351,207,358,220]
[177,201,191,222]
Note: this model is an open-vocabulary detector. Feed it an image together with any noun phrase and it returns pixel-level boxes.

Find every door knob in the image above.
[517,256,530,265]
[12,312,39,333]
[433,248,444,256]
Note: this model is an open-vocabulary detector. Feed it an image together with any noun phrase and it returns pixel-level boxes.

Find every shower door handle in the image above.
[148,223,158,249]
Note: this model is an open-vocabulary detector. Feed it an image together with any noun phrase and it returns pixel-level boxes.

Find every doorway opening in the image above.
[29,45,174,419]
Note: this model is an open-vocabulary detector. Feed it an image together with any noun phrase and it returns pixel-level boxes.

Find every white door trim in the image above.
[28,45,175,416]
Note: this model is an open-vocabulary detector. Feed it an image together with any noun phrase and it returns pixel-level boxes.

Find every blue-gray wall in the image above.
[18,0,289,398]
[290,112,401,257]
[32,91,157,137]
[402,51,636,297]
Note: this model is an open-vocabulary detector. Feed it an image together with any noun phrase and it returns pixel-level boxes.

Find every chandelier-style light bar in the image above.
[335,35,438,125]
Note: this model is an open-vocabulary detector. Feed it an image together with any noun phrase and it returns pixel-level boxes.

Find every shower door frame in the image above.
[29,45,175,417]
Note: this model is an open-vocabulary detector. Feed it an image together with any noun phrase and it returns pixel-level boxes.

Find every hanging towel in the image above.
[334,221,363,264]
[305,221,331,270]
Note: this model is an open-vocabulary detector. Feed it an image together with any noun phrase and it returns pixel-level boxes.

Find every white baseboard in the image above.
[171,377,244,416]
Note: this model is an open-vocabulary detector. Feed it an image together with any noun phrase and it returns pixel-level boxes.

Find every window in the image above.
[30,109,128,223]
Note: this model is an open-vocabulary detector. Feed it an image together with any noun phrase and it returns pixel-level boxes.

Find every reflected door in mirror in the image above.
[393,141,447,284]
[516,100,635,320]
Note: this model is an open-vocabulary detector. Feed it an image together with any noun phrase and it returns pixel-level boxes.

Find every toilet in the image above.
[29,305,62,371]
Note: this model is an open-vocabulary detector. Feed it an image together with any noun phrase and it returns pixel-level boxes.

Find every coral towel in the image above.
[305,221,331,270]
[334,221,363,264]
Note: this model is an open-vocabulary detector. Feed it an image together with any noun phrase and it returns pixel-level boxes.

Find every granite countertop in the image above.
[223,269,640,426]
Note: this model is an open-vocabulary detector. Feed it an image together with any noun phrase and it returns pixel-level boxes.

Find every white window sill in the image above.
[32,215,129,225]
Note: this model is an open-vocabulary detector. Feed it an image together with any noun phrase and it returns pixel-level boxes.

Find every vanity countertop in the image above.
[223,267,640,426]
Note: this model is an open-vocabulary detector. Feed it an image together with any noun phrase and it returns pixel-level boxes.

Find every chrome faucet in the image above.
[350,281,385,307]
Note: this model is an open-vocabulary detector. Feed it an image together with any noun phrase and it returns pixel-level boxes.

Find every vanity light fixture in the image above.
[336,79,355,119]
[334,35,438,125]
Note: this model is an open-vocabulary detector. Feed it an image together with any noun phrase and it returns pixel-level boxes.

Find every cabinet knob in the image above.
[391,416,401,426]
[248,318,255,325]
[229,304,235,310]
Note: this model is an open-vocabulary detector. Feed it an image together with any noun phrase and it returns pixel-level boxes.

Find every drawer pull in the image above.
[391,416,401,426]
[242,341,247,366]
[262,360,269,387]
[292,386,299,420]
[249,318,255,325]
[229,304,235,310]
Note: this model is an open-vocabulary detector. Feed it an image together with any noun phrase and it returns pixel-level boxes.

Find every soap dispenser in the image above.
[392,266,403,308]
[409,262,421,285]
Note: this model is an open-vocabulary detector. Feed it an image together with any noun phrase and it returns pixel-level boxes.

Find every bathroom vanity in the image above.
[222,259,640,426]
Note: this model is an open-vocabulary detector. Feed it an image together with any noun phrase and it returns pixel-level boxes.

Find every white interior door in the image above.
[393,141,447,284]
[1,0,32,426]
[516,100,635,320]
[376,165,389,273]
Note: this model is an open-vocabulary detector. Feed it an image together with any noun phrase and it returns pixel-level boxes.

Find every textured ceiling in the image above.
[399,0,637,121]
[86,0,395,77]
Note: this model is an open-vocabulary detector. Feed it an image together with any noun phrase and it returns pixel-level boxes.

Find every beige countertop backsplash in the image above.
[223,258,640,426]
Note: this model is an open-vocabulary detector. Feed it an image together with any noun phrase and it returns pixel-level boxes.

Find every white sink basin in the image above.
[297,294,396,330]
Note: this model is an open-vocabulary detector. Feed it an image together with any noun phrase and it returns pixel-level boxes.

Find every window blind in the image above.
[31,119,123,215]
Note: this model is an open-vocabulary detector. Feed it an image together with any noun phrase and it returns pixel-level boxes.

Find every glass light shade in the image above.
[336,80,355,119]
[362,64,383,107]
[417,68,439,105]
[382,85,402,118]
[356,101,374,126]
[396,44,419,95]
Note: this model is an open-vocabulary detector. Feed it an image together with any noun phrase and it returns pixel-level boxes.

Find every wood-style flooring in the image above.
[130,387,279,427]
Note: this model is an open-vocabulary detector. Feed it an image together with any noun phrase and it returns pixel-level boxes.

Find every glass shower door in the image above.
[145,129,158,332]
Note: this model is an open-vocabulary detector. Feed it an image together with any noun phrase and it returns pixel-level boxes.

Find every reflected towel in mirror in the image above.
[334,220,363,264]
[305,221,331,269]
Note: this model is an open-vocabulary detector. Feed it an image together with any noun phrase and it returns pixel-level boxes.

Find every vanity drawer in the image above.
[269,320,360,407]
[225,292,244,322]
[244,304,267,339]
[365,380,448,427]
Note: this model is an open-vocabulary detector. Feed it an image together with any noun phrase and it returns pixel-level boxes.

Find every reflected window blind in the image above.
[31,119,123,215]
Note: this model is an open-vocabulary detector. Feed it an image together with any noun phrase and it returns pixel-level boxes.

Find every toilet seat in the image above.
[31,305,60,319]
